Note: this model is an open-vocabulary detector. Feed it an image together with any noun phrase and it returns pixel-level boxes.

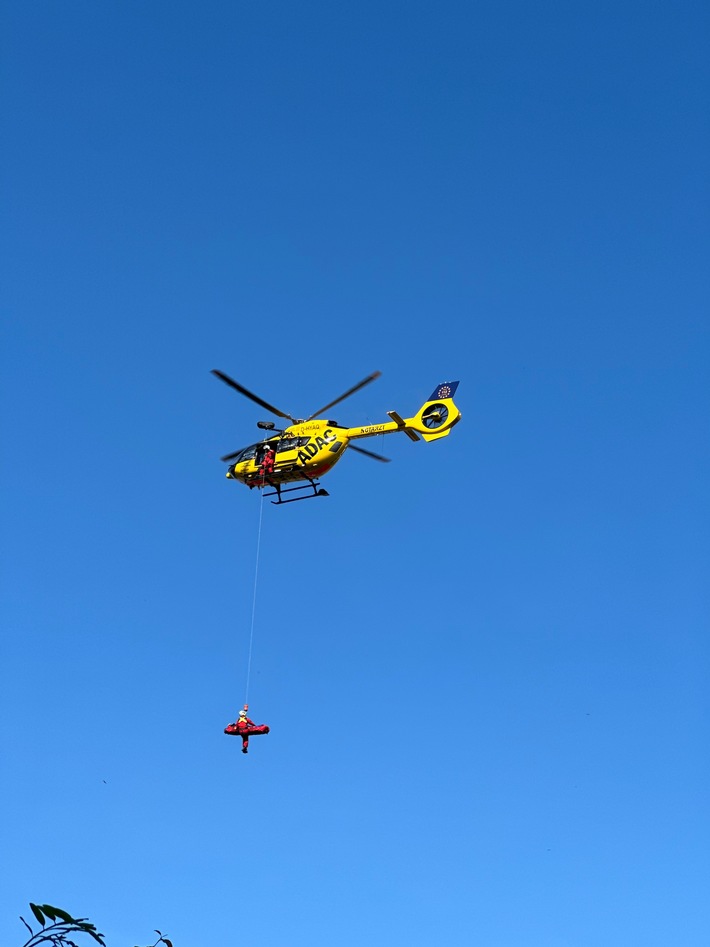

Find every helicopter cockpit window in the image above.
[237,446,257,463]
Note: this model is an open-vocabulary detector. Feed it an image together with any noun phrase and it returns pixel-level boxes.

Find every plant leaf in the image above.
[20,915,33,936]
[30,903,46,927]
[41,905,58,921]
[50,907,74,924]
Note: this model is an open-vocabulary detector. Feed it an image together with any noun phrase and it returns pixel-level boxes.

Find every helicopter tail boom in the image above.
[345,381,461,444]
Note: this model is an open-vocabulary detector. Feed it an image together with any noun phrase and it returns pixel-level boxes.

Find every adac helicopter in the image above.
[212,369,461,504]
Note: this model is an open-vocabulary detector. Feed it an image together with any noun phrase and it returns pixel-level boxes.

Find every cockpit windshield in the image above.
[235,445,257,463]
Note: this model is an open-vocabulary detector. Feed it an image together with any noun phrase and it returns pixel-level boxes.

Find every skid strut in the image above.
[264,479,329,505]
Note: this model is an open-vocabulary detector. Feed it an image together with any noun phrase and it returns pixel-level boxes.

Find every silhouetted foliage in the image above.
[18,904,172,947]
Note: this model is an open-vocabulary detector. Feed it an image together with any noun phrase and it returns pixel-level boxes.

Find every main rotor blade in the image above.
[306,370,382,421]
[211,370,295,422]
[220,448,245,462]
[348,443,391,463]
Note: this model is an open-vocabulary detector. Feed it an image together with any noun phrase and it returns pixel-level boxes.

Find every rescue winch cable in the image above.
[244,481,266,707]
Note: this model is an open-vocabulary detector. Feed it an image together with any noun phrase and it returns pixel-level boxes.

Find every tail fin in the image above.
[404,381,462,441]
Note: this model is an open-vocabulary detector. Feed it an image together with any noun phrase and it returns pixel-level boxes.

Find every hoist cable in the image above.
[244,481,266,707]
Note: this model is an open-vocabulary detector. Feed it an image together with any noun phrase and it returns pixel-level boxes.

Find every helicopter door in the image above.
[276,437,300,454]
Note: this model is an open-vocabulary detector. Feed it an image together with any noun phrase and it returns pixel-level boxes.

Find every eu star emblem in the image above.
[428,381,459,401]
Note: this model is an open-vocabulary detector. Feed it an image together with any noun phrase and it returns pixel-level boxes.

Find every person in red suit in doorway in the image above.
[259,444,276,481]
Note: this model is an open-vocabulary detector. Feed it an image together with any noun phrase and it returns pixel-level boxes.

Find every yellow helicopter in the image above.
[212,369,461,504]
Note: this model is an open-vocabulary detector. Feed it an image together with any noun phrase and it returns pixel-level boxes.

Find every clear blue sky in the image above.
[2,2,708,944]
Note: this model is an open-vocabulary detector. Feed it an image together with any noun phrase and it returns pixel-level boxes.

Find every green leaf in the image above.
[30,903,46,927]
[40,905,57,921]
[164,939,174,947]
[19,915,33,937]
[49,906,74,924]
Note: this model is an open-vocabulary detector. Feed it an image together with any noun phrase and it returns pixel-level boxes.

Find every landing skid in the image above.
[264,480,330,505]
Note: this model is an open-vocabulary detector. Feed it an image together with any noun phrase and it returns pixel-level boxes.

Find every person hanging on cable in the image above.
[235,708,254,754]
[224,705,270,754]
